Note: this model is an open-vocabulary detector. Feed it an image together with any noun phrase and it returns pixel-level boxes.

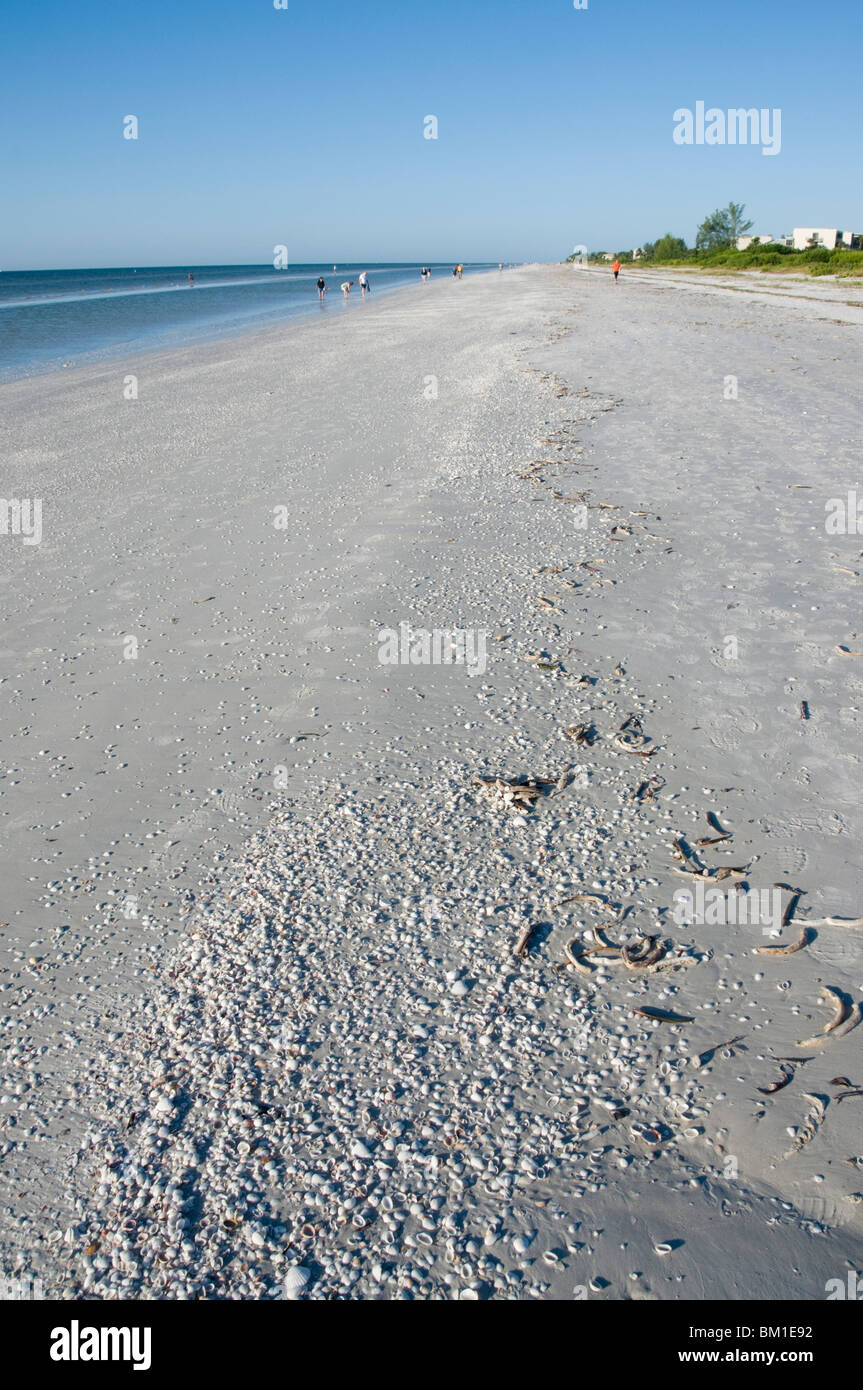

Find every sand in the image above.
[1,264,862,1299]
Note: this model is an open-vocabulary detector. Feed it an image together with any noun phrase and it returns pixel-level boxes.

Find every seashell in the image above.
[284,1266,311,1300]
[459,1287,479,1300]
[654,1242,673,1256]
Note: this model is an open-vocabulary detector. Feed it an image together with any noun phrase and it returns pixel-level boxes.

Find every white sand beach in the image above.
[2,264,863,1300]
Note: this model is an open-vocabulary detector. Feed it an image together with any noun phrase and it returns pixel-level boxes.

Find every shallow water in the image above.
[0,261,495,382]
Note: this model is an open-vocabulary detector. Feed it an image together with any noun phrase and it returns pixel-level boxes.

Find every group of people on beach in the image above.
[315,264,466,301]
[316,271,371,300]
[314,262,485,302]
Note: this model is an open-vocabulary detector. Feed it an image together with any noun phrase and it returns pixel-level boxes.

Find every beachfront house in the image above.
[735,235,774,250]
[791,227,863,250]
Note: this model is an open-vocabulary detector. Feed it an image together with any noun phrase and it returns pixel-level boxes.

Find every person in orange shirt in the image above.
[612,259,621,282]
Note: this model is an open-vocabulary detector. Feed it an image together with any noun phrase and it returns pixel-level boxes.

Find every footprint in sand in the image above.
[772,843,808,875]
[811,932,860,972]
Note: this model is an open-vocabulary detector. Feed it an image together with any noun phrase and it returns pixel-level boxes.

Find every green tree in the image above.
[696,202,753,250]
[651,233,688,260]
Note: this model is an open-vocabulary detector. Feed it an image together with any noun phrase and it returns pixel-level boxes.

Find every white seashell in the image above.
[654,1242,673,1256]
[459,1287,479,1300]
[283,1266,311,1300]
[350,1140,373,1159]
[450,980,469,997]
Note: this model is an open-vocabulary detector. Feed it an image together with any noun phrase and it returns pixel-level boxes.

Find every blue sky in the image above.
[1,0,860,268]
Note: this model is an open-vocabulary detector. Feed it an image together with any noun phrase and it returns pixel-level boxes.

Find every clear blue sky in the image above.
[1,0,860,269]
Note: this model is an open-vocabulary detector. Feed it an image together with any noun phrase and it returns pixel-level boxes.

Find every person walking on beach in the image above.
[612,258,621,282]
[457,264,463,278]
[340,280,354,297]
[316,276,327,301]
[358,271,369,297]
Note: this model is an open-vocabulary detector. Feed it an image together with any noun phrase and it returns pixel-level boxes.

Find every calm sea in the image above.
[0,262,496,383]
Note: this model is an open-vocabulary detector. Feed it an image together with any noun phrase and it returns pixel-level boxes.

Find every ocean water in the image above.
[0,262,496,383]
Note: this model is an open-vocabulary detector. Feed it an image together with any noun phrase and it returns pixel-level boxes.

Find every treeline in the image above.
[566,202,863,276]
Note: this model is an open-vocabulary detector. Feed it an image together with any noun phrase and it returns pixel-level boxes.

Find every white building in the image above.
[736,234,775,250]
[791,227,861,250]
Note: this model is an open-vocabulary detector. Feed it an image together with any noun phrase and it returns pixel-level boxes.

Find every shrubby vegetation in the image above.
[566,202,863,276]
